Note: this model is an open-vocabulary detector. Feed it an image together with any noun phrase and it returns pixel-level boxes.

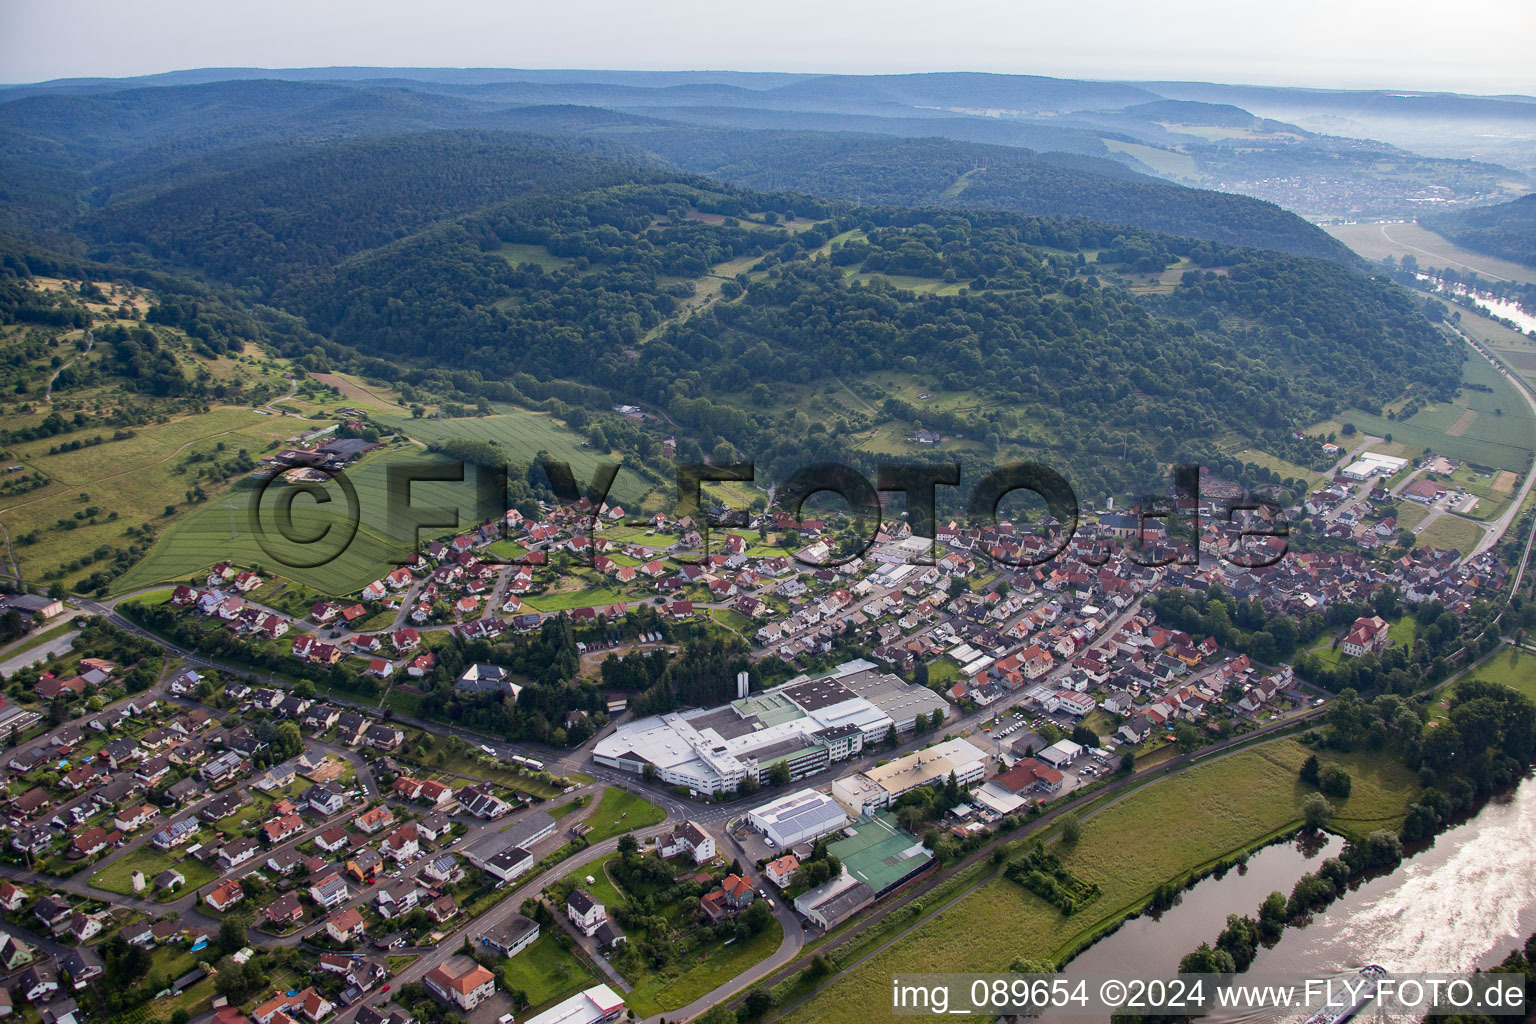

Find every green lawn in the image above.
[522,585,636,613]
[562,851,626,911]
[775,740,1417,1024]
[927,657,963,686]
[1466,646,1536,703]
[1388,614,1419,649]
[1417,514,1484,555]
[499,934,598,1011]
[581,787,665,844]
[711,608,753,633]
[627,917,783,1017]
[90,847,217,898]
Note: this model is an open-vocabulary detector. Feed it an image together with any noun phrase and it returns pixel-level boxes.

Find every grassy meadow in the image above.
[775,739,1417,1024]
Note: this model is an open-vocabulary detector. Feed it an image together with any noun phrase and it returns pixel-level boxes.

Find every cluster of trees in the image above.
[1426,930,1536,1024]
[1177,831,1403,977]
[0,272,90,327]
[891,769,968,834]
[599,836,776,972]
[1004,841,1103,915]
[624,636,757,717]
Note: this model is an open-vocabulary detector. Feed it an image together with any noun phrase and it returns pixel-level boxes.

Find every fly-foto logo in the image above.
[246,456,1288,575]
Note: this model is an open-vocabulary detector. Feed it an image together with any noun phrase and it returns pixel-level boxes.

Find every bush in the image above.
[1302,792,1334,829]
[1319,765,1353,798]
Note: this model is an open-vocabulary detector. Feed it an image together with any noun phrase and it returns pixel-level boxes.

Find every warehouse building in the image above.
[594,663,950,795]
[831,737,987,815]
[747,789,849,848]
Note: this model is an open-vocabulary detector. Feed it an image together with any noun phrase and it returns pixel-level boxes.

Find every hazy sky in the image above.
[3,0,1533,95]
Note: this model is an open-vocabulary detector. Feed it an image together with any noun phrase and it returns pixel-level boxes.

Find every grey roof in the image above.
[498,810,555,850]
[808,879,874,925]
[480,913,537,949]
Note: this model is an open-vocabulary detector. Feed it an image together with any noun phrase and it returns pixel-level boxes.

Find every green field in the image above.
[1467,646,1536,703]
[90,846,217,897]
[522,582,636,613]
[493,243,574,272]
[1309,353,1534,471]
[776,740,1417,1024]
[580,787,665,844]
[1417,514,1484,555]
[111,404,656,596]
[1,405,292,590]
[627,917,783,1018]
[373,406,653,507]
[561,851,783,1018]
[1325,222,1536,288]
[499,934,598,1011]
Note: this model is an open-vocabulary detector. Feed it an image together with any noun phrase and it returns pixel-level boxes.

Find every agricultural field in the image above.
[1452,308,1536,390]
[2,395,300,591]
[110,441,443,596]
[373,405,654,507]
[1325,222,1536,288]
[776,740,1417,1024]
[1307,351,1535,471]
[112,401,662,596]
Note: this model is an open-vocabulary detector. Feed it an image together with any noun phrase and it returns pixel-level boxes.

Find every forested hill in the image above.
[628,129,1354,263]
[82,132,673,294]
[197,163,1451,501]
[0,117,1460,501]
[1422,194,1536,269]
[0,78,1353,263]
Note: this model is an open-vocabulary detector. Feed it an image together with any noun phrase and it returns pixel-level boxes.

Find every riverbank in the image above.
[773,739,1419,1024]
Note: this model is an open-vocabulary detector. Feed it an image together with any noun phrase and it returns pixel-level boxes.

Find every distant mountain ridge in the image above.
[0,76,1356,263]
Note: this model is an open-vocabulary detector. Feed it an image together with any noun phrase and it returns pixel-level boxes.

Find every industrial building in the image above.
[593,662,949,795]
[747,789,849,848]
[1340,452,1408,481]
[830,737,988,815]
[522,984,626,1024]
[793,812,933,928]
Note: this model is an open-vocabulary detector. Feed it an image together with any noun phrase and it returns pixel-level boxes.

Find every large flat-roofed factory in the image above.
[593,660,950,795]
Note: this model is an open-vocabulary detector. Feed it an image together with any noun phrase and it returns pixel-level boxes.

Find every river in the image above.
[1055,774,1536,1021]
[1418,275,1536,335]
